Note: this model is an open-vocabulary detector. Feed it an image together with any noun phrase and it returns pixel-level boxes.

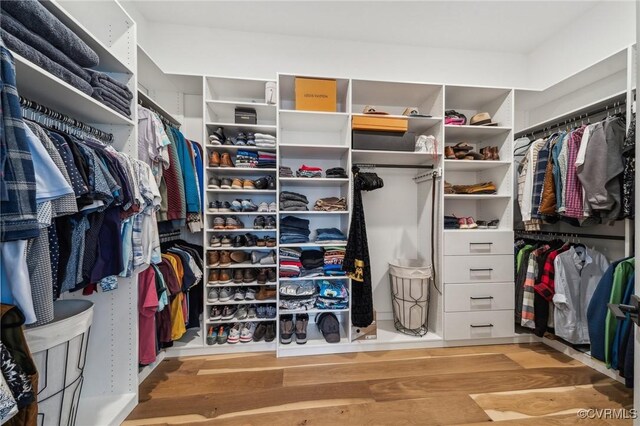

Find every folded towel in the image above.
[1,11,91,82]
[92,87,131,114]
[87,70,133,101]
[93,97,131,118]
[1,29,93,95]
[1,0,99,67]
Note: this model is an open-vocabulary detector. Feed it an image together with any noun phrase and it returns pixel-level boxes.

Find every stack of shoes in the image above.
[300,249,325,277]
[444,143,501,161]
[252,322,276,343]
[209,151,234,168]
[279,281,317,312]
[207,267,276,285]
[280,314,310,345]
[313,197,347,212]
[479,146,500,160]
[280,191,309,211]
[257,151,277,168]
[209,127,227,145]
[253,175,276,190]
[253,215,276,230]
[280,216,311,244]
[279,247,302,278]
[444,215,459,229]
[236,149,259,168]
[254,133,276,148]
[315,227,347,244]
[323,247,346,276]
[450,181,497,195]
[326,167,348,179]
[209,233,262,248]
[212,216,244,230]
[296,165,322,178]
[315,280,349,310]
[279,166,294,177]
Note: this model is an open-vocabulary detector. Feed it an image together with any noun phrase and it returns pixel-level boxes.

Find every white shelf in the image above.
[138,90,182,126]
[206,281,276,287]
[279,276,349,282]
[444,125,512,139]
[351,113,442,133]
[206,167,277,174]
[206,317,276,324]
[444,194,510,200]
[445,86,512,110]
[13,54,134,126]
[352,149,438,166]
[280,308,350,315]
[206,189,277,194]
[211,262,277,269]
[279,177,350,186]
[205,145,277,152]
[278,321,350,348]
[279,110,350,131]
[280,242,347,248]
[443,229,508,233]
[206,228,277,233]
[279,210,349,215]
[205,75,274,103]
[443,159,511,171]
[205,212,276,216]
[279,144,350,157]
[206,100,276,124]
[205,340,277,349]
[206,298,276,306]
[206,122,277,133]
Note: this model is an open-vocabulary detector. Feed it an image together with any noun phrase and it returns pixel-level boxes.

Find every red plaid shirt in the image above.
[534,245,569,301]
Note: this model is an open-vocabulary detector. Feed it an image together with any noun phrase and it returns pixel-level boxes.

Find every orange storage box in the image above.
[352,115,408,132]
[295,77,337,112]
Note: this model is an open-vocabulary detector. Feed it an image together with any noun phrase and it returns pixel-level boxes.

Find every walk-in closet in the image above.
[0,1,638,425]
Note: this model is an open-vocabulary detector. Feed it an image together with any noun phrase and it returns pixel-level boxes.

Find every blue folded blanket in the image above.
[92,88,130,114]
[92,92,131,118]
[1,0,99,67]
[1,29,93,95]
[87,70,133,101]
[1,11,91,83]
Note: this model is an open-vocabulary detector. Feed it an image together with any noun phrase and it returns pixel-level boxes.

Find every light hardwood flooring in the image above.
[124,343,633,425]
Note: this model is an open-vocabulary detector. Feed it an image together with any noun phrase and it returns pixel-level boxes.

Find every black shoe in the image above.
[219,201,232,212]
[254,216,265,229]
[264,323,276,342]
[244,233,257,247]
[264,216,276,229]
[233,235,247,247]
[213,127,226,142]
[254,177,268,190]
[279,315,294,344]
[253,323,267,341]
[295,314,309,344]
[266,175,276,190]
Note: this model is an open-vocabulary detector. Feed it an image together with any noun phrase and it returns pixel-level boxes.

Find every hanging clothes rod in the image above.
[352,163,434,170]
[515,230,626,241]
[137,91,181,128]
[515,94,627,139]
[19,96,114,143]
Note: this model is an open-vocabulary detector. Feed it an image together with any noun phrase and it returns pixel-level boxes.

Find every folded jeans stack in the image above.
[324,247,346,276]
[279,247,302,278]
[326,167,348,179]
[296,164,322,178]
[280,215,311,243]
[236,150,259,168]
[254,133,276,148]
[258,151,276,168]
[89,70,134,118]
[0,0,98,96]
[314,227,347,243]
[444,215,459,229]
[279,166,294,177]
[315,280,349,310]
[279,280,317,311]
[280,191,309,211]
[314,197,347,211]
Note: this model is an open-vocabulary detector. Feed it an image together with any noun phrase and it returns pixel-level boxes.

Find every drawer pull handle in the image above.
[469,242,493,245]
[469,268,493,272]
[470,323,494,328]
[470,296,494,300]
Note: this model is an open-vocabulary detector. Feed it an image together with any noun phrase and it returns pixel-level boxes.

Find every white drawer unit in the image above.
[444,310,515,340]
[444,231,514,256]
[443,255,513,284]
[444,282,514,312]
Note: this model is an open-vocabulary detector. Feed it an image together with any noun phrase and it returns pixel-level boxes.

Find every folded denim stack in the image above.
[280,215,311,244]
[444,215,459,229]
[315,280,349,310]
[279,166,294,177]
[326,167,348,179]
[254,133,276,148]
[0,0,98,96]
[280,191,309,211]
[279,247,302,278]
[89,70,134,118]
[258,151,277,168]
[314,197,347,211]
[236,150,259,168]
[314,227,347,244]
[324,247,346,276]
[279,280,317,311]
[296,164,322,178]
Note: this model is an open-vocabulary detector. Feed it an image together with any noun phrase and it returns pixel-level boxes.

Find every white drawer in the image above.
[444,255,513,283]
[444,231,514,256]
[445,282,514,312]
[445,310,515,340]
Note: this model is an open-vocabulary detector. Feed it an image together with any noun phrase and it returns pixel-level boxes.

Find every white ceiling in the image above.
[125,0,601,54]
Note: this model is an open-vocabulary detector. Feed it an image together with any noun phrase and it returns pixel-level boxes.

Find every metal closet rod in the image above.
[515,97,627,139]
[515,230,626,241]
[353,163,434,170]
[137,96,180,129]
[19,96,114,143]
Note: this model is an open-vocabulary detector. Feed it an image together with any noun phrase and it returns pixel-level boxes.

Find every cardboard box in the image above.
[352,115,408,132]
[352,130,416,151]
[235,107,257,125]
[295,77,337,112]
[351,311,377,341]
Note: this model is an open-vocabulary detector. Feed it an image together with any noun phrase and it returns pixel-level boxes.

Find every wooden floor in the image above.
[124,343,633,425]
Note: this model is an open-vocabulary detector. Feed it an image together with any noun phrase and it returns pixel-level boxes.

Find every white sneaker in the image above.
[218,287,233,302]
[247,307,257,318]
[240,322,256,343]
[233,288,246,301]
[258,202,269,212]
[227,323,242,344]
[235,306,249,320]
[268,202,277,212]
[207,288,219,303]
[245,288,257,301]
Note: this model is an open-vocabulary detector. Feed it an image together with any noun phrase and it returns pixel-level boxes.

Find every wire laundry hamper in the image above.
[389,260,432,336]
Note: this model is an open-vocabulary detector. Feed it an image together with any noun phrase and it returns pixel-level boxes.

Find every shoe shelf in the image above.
[279,308,350,315]
[279,177,350,186]
[206,299,277,306]
[443,159,511,171]
[207,340,277,347]
[443,194,511,200]
[210,263,278,269]
[206,318,276,325]
[206,189,277,194]
[279,276,349,282]
[279,242,347,248]
[206,167,277,173]
[206,246,276,251]
[205,212,277,216]
[278,322,350,349]
[279,210,349,215]
[206,228,277,233]
[205,145,277,152]
[206,282,277,288]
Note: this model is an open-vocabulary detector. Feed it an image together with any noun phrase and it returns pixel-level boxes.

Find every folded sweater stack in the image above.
[296,164,322,178]
[254,133,276,148]
[258,151,276,168]
[280,191,309,211]
[279,166,294,177]
[314,197,347,212]
[279,247,302,278]
[324,247,346,276]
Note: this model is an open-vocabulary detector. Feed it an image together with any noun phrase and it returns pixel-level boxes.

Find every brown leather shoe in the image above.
[453,182,497,194]
[255,287,277,300]
[220,153,234,168]
[231,178,244,189]
[267,268,276,282]
[233,269,244,283]
[218,268,232,284]
[480,147,491,160]
[207,251,219,266]
[266,237,276,248]
[256,269,267,284]
[207,269,219,284]
[463,151,484,160]
[444,146,456,159]
[256,238,266,247]
[491,146,500,160]
[219,251,231,266]
[244,268,258,283]
[230,250,247,263]
[243,179,256,189]
[209,151,220,167]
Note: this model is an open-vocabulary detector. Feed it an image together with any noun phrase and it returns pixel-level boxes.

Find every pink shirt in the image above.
[138,267,159,365]
[564,126,586,218]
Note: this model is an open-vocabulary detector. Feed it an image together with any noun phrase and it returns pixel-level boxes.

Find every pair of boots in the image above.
[280,314,308,345]
[209,151,234,167]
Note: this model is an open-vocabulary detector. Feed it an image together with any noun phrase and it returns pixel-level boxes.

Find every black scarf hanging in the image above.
[343,167,383,327]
